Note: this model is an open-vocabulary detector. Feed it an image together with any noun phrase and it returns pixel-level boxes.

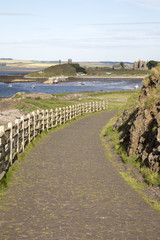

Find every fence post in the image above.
[32,112,35,139]
[0,126,6,180]
[36,110,39,133]
[41,110,44,131]
[99,101,102,111]
[59,108,62,125]
[50,109,53,128]
[27,114,31,143]
[85,103,88,113]
[95,101,98,111]
[106,100,108,109]
[74,105,76,118]
[15,119,19,154]
[0,125,5,164]
[63,107,66,123]
[92,102,95,112]
[82,103,84,114]
[102,101,105,110]
[55,108,58,126]
[46,110,49,131]
[88,102,91,112]
[8,122,13,165]
[69,106,72,120]
[77,104,80,116]
[65,106,68,122]
[20,116,25,152]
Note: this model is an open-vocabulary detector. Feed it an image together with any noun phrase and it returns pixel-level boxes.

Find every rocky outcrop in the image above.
[113,67,160,173]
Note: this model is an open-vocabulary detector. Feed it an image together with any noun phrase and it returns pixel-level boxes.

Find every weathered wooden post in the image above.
[65,106,68,122]
[106,100,108,109]
[96,101,98,111]
[0,126,5,179]
[55,108,58,126]
[77,104,80,117]
[99,101,102,111]
[50,109,53,128]
[79,104,82,116]
[75,104,77,117]
[15,119,19,154]
[59,108,61,125]
[74,105,76,118]
[31,112,35,139]
[46,110,49,131]
[41,110,44,131]
[85,103,88,113]
[63,107,66,123]
[8,122,13,165]
[71,106,74,119]
[20,116,25,152]
[82,103,85,114]
[92,102,95,112]
[27,114,31,143]
[36,110,39,134]
[102,100,105,110]
[69,106,72,121]
[89,102,91,113]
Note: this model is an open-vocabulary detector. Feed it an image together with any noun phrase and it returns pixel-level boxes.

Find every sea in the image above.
[0,71,143,98]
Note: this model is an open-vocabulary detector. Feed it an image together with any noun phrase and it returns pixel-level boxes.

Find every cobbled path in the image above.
[0,111,160,240]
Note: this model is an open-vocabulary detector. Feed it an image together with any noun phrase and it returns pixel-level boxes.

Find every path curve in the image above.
[0,111,160,240]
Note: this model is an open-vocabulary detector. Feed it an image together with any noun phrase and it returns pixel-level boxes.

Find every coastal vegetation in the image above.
[25,63,150,79]
[103,65,160,187]
[147,60,158,70]
[27,63,86,77]
[0,59,151,79]
[13,90,136,113]
[86,68,149,77]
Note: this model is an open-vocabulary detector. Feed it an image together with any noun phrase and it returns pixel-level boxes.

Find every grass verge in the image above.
[100,113,160,211]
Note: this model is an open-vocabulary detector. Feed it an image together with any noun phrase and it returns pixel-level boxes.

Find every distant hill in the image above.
[0,58,13,60]
[27,63,86,77]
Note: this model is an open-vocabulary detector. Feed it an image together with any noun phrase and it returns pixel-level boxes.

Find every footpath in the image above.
[0,111,160,240]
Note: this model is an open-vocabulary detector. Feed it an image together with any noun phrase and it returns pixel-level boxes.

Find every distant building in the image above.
[112,64,123,70]
[68,59,72,64]
[133,60,148,70]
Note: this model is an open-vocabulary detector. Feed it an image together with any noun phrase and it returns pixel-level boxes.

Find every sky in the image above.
[0,0,160,62]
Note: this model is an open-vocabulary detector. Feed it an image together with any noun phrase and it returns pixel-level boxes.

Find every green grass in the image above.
[27,63,86,77]
[0,162,20,200]
[16,98,74,112]
[87,68,150,76]
[15,90,136,113]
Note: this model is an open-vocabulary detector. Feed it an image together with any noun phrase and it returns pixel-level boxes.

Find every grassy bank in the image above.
[100,89,160,211]
[14,90,137,113]
[102,88,160,187]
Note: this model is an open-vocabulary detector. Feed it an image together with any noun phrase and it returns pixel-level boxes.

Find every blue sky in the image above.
[0,0,160,62]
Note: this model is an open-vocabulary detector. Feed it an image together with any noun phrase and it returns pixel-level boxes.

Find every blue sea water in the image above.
[0,76,142,98]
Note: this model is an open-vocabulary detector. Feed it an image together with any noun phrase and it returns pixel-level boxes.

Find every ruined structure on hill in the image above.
[133,60,148,70]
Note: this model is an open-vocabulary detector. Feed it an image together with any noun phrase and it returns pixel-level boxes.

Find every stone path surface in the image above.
[0,111,160,240]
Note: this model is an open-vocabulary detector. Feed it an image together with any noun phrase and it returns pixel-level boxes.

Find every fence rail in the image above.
[0,101,108,181]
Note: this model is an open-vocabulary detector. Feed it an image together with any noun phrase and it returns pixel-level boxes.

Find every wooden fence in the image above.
[0,101,108,181]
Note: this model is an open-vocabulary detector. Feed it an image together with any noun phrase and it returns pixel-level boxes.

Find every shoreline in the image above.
[0,75,144,83]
